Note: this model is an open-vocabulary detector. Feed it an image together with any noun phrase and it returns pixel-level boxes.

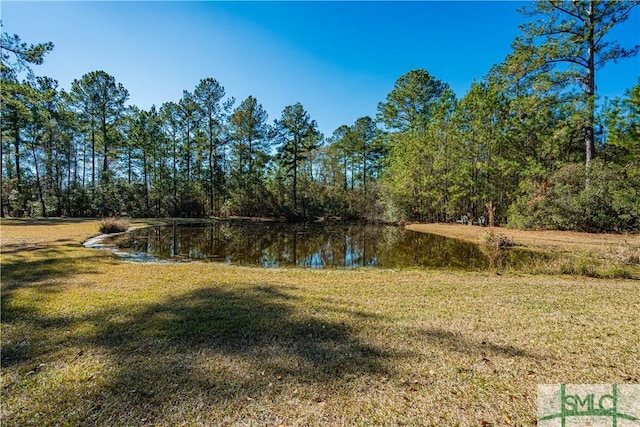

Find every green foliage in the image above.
[228,95,271,216]
[377,69,450,133]
[511,0,639,164]
[603,81,640,164]
[69,70,129,191]
[193,78,233,216]
[2,21,638,232]
[377,70,456,222]
[1,31,54,78]
[274,103,321,215]
[507,160,639,232]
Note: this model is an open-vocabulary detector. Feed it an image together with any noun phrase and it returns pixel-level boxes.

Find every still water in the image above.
[103,222,542,270]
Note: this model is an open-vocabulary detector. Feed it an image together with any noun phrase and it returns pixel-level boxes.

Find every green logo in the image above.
[538,384,640,427]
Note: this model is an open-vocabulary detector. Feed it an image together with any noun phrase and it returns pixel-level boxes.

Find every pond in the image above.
[100,221,546,270]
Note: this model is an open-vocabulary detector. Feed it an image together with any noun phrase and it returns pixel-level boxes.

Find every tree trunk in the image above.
[248,134,254,183]
[13,126,22,195]
[102,117,109,181]
[208,123,214,216]
[362,148,367,210]
[143,149,149,214]
[1,123,4,217]
[185,125,191,185]
[91,126,95,188]
[585,0,596,165]
[172,133,177,213]
[127,146,132,184]
[343,155,348,191]
[12,124,28,214]
[31,141,46,217]
[293,136,299,211]
[46,130,54,201]
[80,138,85,187]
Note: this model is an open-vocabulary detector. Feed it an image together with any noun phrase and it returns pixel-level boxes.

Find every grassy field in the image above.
[1,219,639,426]
[408,223,640,278]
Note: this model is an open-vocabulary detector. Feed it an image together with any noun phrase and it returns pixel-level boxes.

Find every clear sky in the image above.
[2,1,639,137]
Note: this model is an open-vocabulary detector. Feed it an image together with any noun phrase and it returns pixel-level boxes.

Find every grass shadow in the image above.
[3,282,395,425]
[1,245,113,369]
[1,247,107,294]
[92,283,392,374]
[0,218,98,226]
[410,327,547,361]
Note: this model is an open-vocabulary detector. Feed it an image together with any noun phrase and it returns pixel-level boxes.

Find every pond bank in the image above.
[407,222,640,278]
[406,222,640,252]
[1,219,638,426]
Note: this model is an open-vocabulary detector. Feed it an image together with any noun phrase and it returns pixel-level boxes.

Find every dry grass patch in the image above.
[407,223,640,251]
[1,219,639,426]
[99,217,131,234]
[408,223,640,278]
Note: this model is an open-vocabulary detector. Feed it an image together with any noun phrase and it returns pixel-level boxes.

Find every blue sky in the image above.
[2,1,639,137]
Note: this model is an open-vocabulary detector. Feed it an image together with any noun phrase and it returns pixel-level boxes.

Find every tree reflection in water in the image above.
[104,222,543,270]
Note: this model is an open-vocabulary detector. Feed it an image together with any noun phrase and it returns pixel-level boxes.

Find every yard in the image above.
[1,219,638,426]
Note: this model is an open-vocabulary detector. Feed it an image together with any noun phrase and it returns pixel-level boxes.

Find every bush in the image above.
[99,217,130,234]
[481,231,514,248]
[479,231,515,270]
[507,160,640,232]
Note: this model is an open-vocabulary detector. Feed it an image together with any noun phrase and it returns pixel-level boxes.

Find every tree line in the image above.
[1,1,638,231]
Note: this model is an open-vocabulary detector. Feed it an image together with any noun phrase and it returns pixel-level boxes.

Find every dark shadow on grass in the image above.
[0,217,98,226]
[1,248,107,294]
[410,327,547,360]
[74,284,394,424]
[0,239,77,255]
[94,284,391,372]
[1,246,110,368]
[2,275,396,425]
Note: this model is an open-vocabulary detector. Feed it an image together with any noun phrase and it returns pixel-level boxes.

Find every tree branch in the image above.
[545,56,589,69]
[540,27,584,39]
[594,5,637,47]
[549,0,585,22]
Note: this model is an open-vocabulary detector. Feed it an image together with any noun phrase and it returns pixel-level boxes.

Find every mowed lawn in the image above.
[1,219,638,426]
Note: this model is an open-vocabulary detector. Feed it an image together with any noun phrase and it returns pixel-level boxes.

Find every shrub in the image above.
[606,242,640,266]
[507,160,640,232]
[479,231,515,270]
[99,217,130,234]
[481,231,514,248]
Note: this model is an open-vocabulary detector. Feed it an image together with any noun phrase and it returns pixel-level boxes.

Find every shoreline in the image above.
[406,222,640,253]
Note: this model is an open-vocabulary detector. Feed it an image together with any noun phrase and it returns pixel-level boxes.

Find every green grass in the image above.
[1,219,639,426]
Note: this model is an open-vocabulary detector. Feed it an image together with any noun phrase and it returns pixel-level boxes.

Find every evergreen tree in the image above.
[377,70,454,221]
[193,78,233,215]
[274,103,320,215]
[513,0,639,164]
[229,95,271,215]
[230,96,269,179]
[69,71,129,189]
[377,69,450,134]
[159,101,181,214]
[1,30,53,216]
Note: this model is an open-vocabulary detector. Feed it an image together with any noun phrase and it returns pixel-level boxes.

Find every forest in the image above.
[1,2,638,232]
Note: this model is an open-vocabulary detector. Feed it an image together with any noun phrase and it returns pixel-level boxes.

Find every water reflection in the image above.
[103,222,542,270]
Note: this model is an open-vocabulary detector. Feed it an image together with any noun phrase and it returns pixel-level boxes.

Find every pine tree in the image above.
[1,31,54,216]
[513,0,639,164]
[274,103,320,215]
[69,71,129,188]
